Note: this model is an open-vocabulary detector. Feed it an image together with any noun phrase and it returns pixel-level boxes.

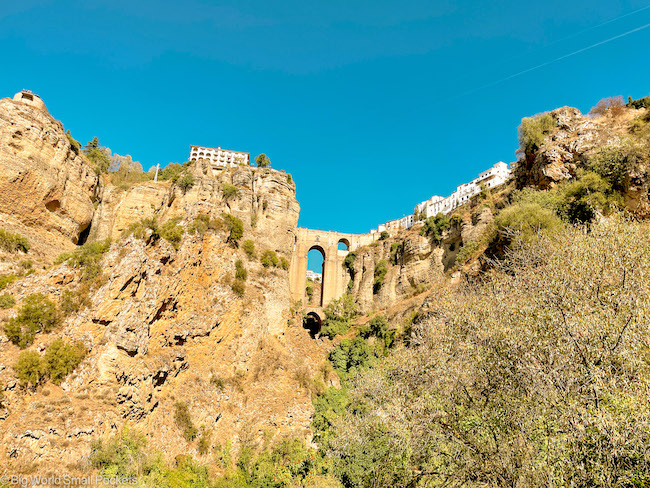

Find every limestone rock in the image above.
[0,97,99,259]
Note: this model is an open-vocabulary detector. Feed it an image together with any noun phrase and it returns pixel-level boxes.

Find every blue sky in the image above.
[2,0,650,242]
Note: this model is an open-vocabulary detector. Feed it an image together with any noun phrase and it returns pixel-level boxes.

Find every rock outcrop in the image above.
[0,97,99,260]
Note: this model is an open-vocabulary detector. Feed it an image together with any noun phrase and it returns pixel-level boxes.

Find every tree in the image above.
[222,213,243,246]
[518,113,556,154]
[84,137,99,151]
[14,351,45,388]
[255,153,271,168]
[589,95,626,118]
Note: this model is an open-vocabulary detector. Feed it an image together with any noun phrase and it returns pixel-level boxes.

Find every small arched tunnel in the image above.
[338,238,350,251]
[303,311,322,338]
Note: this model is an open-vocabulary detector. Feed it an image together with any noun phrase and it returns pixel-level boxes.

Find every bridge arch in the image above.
[307,245,326,307]
[303,311,322,338]
[289,228,379,309]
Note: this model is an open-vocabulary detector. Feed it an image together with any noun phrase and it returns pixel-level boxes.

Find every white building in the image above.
[306,270,322,282]
[384,161,511,232]
[189,145,250,168]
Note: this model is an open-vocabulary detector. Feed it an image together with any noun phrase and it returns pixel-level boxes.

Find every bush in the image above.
[222,213,243,246]
[329,337,372,376]
[261,250,279,268]
[0,274,17,291]
[188,213,221,235]
[455,240,479,265]
[328,217,650,486]
[321,294,357,339]
[587,138,646,192]
[495,202,563,242]
[0,293,15,309]
[13,351,45,387]
[279,257,289,270]
[306,279,314,301]
[4,293,60,348]
[66,131,81,154]
[90,429,148,477]
[159,218,184,249]
[198,429,212,456]
[59,289,89,316]
[518,113,556,153]
[379,231,389,240]
[234,260,247,281]
[174,402,198,441]
[43,338,86,384]
[231,279,245,297]
[221,183,239,200]
[389,243,401,265]
[373,259,388,293]
[177,173,195,194]
[420,213,450,242]
[557,171,620,224]
[0,229,30,253]
[55,239,111,281]
[589,95,626,117]
[243,240,255,259]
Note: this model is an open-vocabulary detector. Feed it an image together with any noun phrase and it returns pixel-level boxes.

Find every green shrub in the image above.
[321,294,357,339]
[373,259,388,294]
[177,173,195,194]
[231,279,245,297]
[90,428,148,477]
[13,351,45,387]
[255,153,271,168]
[455,240,479,265]
[420,213,450,242]
[279,257,289,270]
[306,279,314,302]
[0,229,30,253]
[557,171,620,224]
[83,138,111,174]
[379,231,389,240]
[261,250,279,268]
[159,218,184,249]
[66,130,81,154]
[59,289,89,316]
[250,212,258,228]
[222,213,243,246]
[55,239,111,281]
[518,113,556,152]
[198,428,212,456]
[0,293,15,309]
[43,338,86,384]
[124,217,159,241]
[4,293,60,348]
[287,174,293,184]
[234,260,247,281]
[587,138,646,192]
[189,213,221,235]
[0,274,17,291]
[329,337,372,377]
[174,402,198,441]
[243,240,255,259]
[221,183,239,200]
[495,202,563,242]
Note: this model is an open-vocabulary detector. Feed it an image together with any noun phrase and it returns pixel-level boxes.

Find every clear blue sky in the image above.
[2,0,649,238]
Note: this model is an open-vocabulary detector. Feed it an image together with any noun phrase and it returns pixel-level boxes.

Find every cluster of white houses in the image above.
[371,161,512,234]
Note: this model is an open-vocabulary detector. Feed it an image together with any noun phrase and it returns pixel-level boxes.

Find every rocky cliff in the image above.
[0,96,328,472]
[0,97,99,261]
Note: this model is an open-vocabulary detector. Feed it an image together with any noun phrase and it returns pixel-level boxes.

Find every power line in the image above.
[454,21,650,99]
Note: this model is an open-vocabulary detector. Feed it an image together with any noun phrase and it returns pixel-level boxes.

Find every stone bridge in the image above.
[289,228,378,324]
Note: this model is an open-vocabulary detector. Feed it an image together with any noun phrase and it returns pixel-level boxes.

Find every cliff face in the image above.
[348,209,492,313]
[515,106,650,214]
[0,98,100,260]
[0,97,324,471]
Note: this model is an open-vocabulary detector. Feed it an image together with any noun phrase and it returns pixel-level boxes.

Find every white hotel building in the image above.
[189,145,250,168]
[373,161,511,233]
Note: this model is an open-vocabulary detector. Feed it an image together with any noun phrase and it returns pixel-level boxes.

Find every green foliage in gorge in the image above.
[325,216,650,487]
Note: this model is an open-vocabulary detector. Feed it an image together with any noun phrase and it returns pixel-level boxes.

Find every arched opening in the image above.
[303,312,322,338]
[306,245,325,306]
[338,238,350,251]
